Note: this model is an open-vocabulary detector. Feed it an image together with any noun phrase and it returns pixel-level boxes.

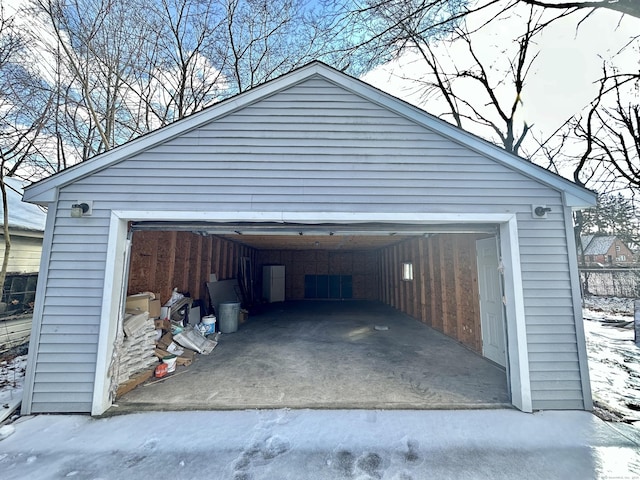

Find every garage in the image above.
[112,222,511,411]
[21,62,595,416]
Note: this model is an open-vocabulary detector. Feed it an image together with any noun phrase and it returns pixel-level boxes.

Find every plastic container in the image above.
[162,354,177,373]
[155,363,168,378]
[218,302,241,333]
[201,315,217,335]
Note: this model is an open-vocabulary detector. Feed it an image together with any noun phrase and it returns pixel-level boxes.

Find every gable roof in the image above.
[581,235,628,255]
[579,235,595,254]
[24,61,597,208]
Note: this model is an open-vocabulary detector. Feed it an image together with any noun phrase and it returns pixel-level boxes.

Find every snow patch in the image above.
[583,296,635,316]
[0,355,26,417]
[582,297,640,423]
[0,425,15,440]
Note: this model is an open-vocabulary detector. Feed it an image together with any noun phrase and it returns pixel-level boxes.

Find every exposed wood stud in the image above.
[190,235,203,299]
[163,232,177,302]
[213,236,222,280]
[418,237,428,323]
[411,238,422,320]
[453,236,464,345]
[428,238,437,329]
[394,244,400,308]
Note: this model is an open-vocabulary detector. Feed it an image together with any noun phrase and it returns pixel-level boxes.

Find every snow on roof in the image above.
[582,235,616,255]
[2,177,46,232]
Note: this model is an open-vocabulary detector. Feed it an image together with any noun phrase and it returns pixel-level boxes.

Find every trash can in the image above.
[218,302,241,333]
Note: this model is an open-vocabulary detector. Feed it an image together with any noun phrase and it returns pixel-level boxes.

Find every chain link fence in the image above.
[580,268,640,298]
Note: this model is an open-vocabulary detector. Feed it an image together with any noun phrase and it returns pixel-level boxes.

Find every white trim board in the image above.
[114,211,519,223]
[21,203,58,415]
[90,210,531,415]
[91,213,130,415]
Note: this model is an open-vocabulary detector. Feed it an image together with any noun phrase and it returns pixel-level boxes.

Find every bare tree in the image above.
[132,0,227,127]
[221,0,346,92]
[383,5,547,155]
[32,0,159,157]
[27,0,360,161]
[570,66,640,192]
[0,7,53,293]
[519,0,640,18]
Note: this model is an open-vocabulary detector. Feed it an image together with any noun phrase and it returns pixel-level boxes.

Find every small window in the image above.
[617,255,626,261]
[402,262,414,281]
[616,245,621,252]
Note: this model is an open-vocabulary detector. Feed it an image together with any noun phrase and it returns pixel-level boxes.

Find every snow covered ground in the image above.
[0,354,26,424]
[0,409,639,479]
[583,296,640,424]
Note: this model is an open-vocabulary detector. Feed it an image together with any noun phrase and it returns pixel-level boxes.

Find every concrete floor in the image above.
[114,301,510,413]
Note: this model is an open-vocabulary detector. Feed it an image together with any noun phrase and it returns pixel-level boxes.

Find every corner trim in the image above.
[21,202,58,414]
[564,206,593,410]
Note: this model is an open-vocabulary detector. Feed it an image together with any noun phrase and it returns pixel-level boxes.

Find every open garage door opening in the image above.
[111,221,512,413]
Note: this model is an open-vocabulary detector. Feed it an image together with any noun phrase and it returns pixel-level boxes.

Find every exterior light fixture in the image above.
[532,205,551,219]
[71,202,91,218]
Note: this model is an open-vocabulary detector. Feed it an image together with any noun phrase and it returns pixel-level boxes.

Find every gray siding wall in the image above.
[30,76,584,412]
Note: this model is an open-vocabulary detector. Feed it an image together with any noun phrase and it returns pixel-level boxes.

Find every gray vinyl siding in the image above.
[30,75,586,412]
[29,214,107,413]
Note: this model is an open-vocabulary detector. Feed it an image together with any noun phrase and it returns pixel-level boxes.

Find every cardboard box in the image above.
[154,318,171,331]
[126,293,161,318]
[177,350,195,366]
[157,332,174,350]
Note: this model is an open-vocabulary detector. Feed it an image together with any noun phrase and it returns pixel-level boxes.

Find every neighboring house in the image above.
[0,177,46,274]
[578,235,635,267]
[21,62,596,416]
[0,177,47,314]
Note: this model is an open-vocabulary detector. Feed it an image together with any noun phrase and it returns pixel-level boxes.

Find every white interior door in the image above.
[476,237,507,367]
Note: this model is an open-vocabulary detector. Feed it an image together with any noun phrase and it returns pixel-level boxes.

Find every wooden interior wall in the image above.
[378,234,485,353]
[256,250,378,300]
[127,231,256,305]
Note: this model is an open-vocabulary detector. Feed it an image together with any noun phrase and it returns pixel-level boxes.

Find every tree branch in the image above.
[520,0,640,18]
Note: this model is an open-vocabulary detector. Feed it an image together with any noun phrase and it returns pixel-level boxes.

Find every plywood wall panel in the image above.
[126,231,157,295]
[256,249,378,300]
[377,233,483,353]
[129,231,257,306]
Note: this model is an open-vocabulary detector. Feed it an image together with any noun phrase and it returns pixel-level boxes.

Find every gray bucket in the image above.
[218,302,241,333]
